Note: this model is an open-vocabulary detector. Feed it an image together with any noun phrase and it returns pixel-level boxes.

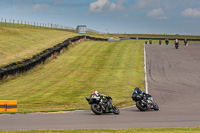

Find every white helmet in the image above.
[93,91,99,96]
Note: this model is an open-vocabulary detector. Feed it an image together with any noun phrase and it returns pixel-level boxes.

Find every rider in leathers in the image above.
[184,38,188,46]
[91,91,113,111]
[175,39,179,48]
[132,87,147,101]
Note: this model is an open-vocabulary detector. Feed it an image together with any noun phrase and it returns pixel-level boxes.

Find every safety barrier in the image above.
[0,100,17,112]
[0,36,107,80]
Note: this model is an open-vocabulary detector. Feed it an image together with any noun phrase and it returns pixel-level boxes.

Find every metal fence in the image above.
[0,18,106,34]
[0,18,75,32]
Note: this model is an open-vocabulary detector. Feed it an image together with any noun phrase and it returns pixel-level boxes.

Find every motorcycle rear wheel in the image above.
[112,105,120,115]
[136,101,147,111]
[91,104,103,115]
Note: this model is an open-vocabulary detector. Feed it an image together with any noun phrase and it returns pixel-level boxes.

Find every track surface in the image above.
[1,44,200,131]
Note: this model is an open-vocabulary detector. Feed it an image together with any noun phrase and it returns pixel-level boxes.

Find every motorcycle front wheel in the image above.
[153,103,159,111]
[136,101,147,111]
[112,105,120,115]
[91,103,103,115]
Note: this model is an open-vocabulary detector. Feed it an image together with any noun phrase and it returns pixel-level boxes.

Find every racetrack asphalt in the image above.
[0,44,200,131]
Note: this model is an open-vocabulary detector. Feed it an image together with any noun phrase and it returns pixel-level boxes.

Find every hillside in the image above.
[0,40,144,113]
[0,27,79,67]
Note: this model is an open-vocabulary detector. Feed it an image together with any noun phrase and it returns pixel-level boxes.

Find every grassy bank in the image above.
[0,127,200,133]
[0,40,144,113]
[0,27,79,67]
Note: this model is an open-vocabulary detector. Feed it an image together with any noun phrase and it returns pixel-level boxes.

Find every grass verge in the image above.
[0,40,144,113]
[0,27,79,67]
[0,127,200,133]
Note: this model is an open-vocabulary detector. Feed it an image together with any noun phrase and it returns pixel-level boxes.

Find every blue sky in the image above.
[0,0,200,35]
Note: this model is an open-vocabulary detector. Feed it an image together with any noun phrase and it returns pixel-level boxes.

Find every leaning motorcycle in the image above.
[132,93,159,111]
[85,95,120,115]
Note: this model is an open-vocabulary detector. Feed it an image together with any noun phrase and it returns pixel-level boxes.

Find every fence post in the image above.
[13,19,15,28]
[5,19,6,27]
[34,22,35,29]
[37,23,38,29]
[9,19,11,27]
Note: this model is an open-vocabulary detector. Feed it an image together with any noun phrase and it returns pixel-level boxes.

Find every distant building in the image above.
[76,25,86,35]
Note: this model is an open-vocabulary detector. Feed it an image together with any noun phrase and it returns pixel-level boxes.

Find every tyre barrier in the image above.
[0,100,17,112]
[0,36,107,80]
[119,37,130,40]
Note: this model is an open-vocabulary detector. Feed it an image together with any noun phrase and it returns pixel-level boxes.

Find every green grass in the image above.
[0,40,144,113]
[0,127,200,133]
[87,32,200,40]
[0,27,79,67]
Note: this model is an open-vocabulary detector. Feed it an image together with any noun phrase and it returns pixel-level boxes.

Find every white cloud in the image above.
[147,8,168,19]
[131,0,160,10]
[32,3,50,12]
[181,8,200,17]
[89,0,125,13]
[147,8,163,17]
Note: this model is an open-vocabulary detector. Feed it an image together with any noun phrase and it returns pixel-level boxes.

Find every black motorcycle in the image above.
[184,39,188,46]
[85,95,120,115]
[165,39,169,45]
[132,93,159,111]
[175,43,179,49]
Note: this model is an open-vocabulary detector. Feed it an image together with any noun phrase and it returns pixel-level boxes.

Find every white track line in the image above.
[144,44,148,94]
[121,43,148,109]
[120,105,136,110]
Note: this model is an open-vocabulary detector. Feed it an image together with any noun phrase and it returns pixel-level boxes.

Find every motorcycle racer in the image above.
[132,87,159,111]
[184,38,188,46]
[91,91,113,111]
[175,39,179,49]
[132,87,146,101]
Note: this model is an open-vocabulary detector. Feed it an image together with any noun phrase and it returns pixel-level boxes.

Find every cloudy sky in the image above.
[0,0,200,35]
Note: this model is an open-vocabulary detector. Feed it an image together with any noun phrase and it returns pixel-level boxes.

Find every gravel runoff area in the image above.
[0,44,200,131]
